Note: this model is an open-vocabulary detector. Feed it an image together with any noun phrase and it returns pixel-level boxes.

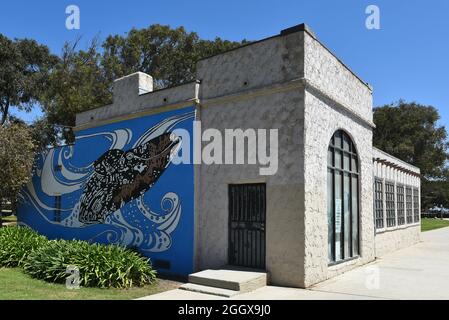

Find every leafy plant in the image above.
[0,227,156,288]
[23,239,156,288]
[0,34,57,125]
[0,123,36,204]
[0,226,48,267]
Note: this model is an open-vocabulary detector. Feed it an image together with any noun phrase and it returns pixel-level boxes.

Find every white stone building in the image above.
[22,23,421,289]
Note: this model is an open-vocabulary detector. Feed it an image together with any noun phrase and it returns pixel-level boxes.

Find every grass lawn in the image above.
[0,268,181,300]
[421,218,449,232]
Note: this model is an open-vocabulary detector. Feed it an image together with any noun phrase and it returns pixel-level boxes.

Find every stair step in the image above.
[188,269,267,293]
[179,283,240,298]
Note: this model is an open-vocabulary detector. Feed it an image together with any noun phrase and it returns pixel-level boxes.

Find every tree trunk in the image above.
[1,110,8,126]
[1,100,9,126]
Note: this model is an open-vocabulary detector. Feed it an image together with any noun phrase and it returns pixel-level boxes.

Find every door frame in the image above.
[228,183,266,270]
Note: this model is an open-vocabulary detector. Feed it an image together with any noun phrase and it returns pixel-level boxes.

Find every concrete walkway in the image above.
[139,227,449,300]
[311,227,449,300]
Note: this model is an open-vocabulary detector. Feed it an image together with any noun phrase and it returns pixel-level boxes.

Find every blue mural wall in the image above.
[17,106,195,276]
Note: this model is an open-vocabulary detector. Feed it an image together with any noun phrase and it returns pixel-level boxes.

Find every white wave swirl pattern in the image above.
[21,111,194,252]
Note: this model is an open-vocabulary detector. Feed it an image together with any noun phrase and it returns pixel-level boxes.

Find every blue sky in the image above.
[1,0,448,128]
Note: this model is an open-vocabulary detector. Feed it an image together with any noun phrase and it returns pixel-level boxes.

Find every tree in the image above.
[0,34,57,125]
[421,180,449,210]
[102,24,248,89]
[374,101,449,211]
[40,39,111,143]
[0,123,36,226]
[29,117,65,151]
[373,101,449,179]
[41,24,247,143]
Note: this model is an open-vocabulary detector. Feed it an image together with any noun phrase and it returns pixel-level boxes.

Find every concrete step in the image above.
[179,283,240,298]
[188,269,267,293]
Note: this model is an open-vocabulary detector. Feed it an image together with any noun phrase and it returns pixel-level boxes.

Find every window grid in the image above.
[413,188,420,223]
[406,187,413,224]
[327,131,359,264]
[385,182,396,227]
[397,185,405,225]
[374,179,384,229]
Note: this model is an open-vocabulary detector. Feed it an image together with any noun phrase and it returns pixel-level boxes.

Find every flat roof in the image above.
[198,23,372,92]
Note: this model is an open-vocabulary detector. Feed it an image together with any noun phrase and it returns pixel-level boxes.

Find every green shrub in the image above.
[0,226,48,267]
[23,239,156,288]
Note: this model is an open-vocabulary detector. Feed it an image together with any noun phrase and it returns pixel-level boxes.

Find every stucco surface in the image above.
[196,30,309,287]
[196,89,306,287]
[303,32,373,125]
[197,32,304,100]
[76,78,197,127]
[375,226,421,257]
[303,90,375,287]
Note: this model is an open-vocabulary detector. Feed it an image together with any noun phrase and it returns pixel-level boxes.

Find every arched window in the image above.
[327,130,359,263]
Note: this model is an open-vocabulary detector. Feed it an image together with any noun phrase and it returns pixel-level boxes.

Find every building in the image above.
[17,23,421,288]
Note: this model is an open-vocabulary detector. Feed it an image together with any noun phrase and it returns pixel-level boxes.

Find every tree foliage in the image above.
[0,34,57,125]
[0,123,36,203]
[421,180,449,210]
[102,24,248,88]
[40,39,111,143]
[374,101,449,210]
[41,24,247,143]
[373,101,449,179]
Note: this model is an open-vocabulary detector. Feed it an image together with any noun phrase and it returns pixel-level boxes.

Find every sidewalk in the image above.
[139,227,449,300]
[311,227,449,300]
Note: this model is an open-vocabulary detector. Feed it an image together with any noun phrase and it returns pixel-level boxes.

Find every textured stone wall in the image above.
[197,32,304,100]
[196,31,307,287]
[197,26,378,288]
[76,75,197,128]
[303,91,375,287]
[196,90,305,287]
[375,226,421,257]
[303,33,373,125]
[301,30,375,286]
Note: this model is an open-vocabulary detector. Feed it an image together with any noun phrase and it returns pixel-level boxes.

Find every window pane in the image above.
[334,131,342,149]
[343,134,350,151]
[386,182,396,227]
[344,173,351,259]
[351,142,356,154]
[397,185,405,225]
[335,171,343,261]
[328,148,334,168]
[343,153,350,171]
[327,130,360,264]
[413,188,420,223]
[327,169,334,262]
[335,150,342,169]
[406,187,413,224]
[352,175,359,256]
[374,179,384,229]
[352,156,358,173]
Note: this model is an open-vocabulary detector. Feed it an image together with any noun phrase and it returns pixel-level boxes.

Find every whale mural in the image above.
[17,107,195,276]
[79,132,181,224]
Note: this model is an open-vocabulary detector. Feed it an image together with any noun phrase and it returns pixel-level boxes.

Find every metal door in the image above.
[228,183,266,269]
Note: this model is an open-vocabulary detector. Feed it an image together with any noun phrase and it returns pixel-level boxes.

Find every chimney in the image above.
[113,72,153,105]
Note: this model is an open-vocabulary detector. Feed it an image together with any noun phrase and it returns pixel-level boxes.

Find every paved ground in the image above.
[140,227,449,300]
